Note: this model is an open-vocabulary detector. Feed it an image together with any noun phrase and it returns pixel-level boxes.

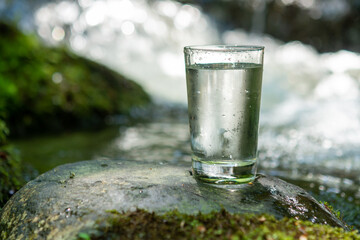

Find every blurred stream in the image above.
[2,0,360,227]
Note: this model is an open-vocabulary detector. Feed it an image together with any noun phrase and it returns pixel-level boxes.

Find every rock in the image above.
[0,159,347,239]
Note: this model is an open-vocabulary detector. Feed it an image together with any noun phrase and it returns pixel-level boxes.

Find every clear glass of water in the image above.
[184,45,264,184]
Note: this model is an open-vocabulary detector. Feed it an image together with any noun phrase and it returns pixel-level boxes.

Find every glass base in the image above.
[192,157,257,184]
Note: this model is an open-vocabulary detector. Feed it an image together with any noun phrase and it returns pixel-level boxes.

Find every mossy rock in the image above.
[0,22,151,136]
[77,209,360,240]
[0,159,355,239]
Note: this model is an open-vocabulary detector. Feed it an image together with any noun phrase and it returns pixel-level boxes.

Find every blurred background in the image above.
[0,0,359,227]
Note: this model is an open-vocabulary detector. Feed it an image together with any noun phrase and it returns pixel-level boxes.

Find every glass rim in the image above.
[184,45,264,53]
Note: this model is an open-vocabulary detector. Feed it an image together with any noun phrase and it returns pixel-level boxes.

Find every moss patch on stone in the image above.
[0,22,151,136]
[318,195,360,230]
[79,209,360,240]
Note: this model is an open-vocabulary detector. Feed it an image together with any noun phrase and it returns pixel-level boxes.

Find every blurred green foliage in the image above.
[0,120,9,143]
[0,22,151,136]
[0,119,24,208]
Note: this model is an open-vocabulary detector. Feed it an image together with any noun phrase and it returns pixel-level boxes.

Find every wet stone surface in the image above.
[0,159,347,239]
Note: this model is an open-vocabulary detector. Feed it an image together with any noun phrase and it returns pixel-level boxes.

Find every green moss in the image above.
[318,195,360,230]
[320,201,341,220]
[79,209,360,240]
[0,22,151,136]
[0,145,23,208]
[0,120,26,208]
[78,233,91,240]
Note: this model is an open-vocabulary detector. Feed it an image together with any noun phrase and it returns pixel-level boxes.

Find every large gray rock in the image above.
[0,159,346,239]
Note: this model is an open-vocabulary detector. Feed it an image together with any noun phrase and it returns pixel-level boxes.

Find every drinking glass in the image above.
[184,45,264,184]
